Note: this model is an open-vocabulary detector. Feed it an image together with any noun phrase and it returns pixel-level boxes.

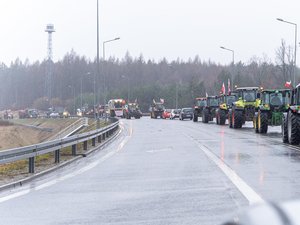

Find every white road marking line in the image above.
[146,148,172,153]
[0,190,30,203]
[0,122,132,203]
[186,134,264,205]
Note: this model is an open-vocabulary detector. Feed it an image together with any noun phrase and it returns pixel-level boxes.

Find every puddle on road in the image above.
[227,153,253,164]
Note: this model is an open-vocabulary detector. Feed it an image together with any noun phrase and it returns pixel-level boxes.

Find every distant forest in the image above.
[0,40,298,112]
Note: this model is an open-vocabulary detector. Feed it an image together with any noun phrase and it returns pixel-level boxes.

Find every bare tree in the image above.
[276,39,294,82]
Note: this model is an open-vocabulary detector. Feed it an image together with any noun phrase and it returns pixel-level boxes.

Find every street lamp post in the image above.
[81,72,92,111]
[121,75,130,102]
[103,37,120,61]
[68,85,75,115]
[96,0,100,119]
[220,46,234,91]
[277,18,297,86]
[102,37,120,120]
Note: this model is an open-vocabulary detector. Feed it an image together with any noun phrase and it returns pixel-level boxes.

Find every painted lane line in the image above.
[186,134,264,205]
[0,189,30,203]
[0,123,132,203]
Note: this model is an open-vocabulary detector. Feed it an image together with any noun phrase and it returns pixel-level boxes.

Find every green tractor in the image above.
[123,102,143,119]
[253,89,290,134]
[228,87,260,129]
[193,97,207,122]
[149,100,165,119]
[202,96,219,123]
[216,92,238,125]
[282,85,300,144]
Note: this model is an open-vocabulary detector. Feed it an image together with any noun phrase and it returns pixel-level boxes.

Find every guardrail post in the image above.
[29,157,35,173]
[55,149,60,163]
[72,144,77,156]
[102,133,106,140]
[98,135,101,143]
[83,141,88,150]
[97,118,100,129]
[92,138,96,147]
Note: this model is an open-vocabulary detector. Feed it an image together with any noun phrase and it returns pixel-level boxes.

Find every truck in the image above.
[149,99,165,119]
[108,99,126,117]
[228,87,260,129]
[123,102,142,119]
[253,89,290,134]
[193,97,207,122]
[19,109,39,119]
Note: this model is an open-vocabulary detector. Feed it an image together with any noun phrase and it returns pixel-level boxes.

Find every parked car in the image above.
[179,108,193,120]
[49,112,60,118]
[162,109,171,119]
[170,109,181,119]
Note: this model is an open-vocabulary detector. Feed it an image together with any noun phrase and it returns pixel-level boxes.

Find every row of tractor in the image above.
[193,86,300,145]
[107,99,142,119]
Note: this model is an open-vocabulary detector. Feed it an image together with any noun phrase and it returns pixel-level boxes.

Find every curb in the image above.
[0,127,121,192]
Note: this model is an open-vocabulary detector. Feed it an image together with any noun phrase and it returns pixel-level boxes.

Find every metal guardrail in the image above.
[49,117,89,140]
[0,118,119,173]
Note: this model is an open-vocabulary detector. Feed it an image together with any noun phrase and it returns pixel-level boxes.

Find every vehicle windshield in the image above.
[196,99,206,107]
[226,95,237,105]
[129,104,138,110]
[265,92,283,106]
[156,103,165,110]
[173,109,180,113]
[114,102,123,108]
[242,90,256,102]
[182,108,193,113]
[208,98,218,106]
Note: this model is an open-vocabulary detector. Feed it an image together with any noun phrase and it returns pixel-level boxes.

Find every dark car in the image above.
[179,108,193,120]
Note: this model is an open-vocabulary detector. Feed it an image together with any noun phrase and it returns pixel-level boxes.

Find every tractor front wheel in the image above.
[258,111,268,134]
[233,109,243,129]
[228,111,233,128]
[219,110,226,125]
[282,115,288,143]
[202,109,209,123]
[193,113,198,122]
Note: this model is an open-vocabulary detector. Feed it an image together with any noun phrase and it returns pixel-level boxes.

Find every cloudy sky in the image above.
[0,0,299,65]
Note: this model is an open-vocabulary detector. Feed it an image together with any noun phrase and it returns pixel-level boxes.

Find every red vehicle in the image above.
[162,109,171,119]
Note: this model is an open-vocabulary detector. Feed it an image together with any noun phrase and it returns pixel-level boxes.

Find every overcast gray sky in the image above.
[0,0,299,65]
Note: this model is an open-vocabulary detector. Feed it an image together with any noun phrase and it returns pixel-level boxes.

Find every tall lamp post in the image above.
[102,37,120,106]
[277,18,297,86]
[220,46,234,91]
[68,85,75,115]
[81,72,92,110]
[96,0,100,119]
[121,75,130,102]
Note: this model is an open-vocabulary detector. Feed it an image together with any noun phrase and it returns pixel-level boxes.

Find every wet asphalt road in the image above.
[1,117,300,225]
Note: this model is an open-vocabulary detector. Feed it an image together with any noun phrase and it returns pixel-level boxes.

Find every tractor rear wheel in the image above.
[288,111,300,145]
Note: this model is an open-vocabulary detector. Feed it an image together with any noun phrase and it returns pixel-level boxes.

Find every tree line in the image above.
[0,40,298,113]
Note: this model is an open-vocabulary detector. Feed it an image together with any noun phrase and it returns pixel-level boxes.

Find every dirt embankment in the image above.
[0,118,76,150]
